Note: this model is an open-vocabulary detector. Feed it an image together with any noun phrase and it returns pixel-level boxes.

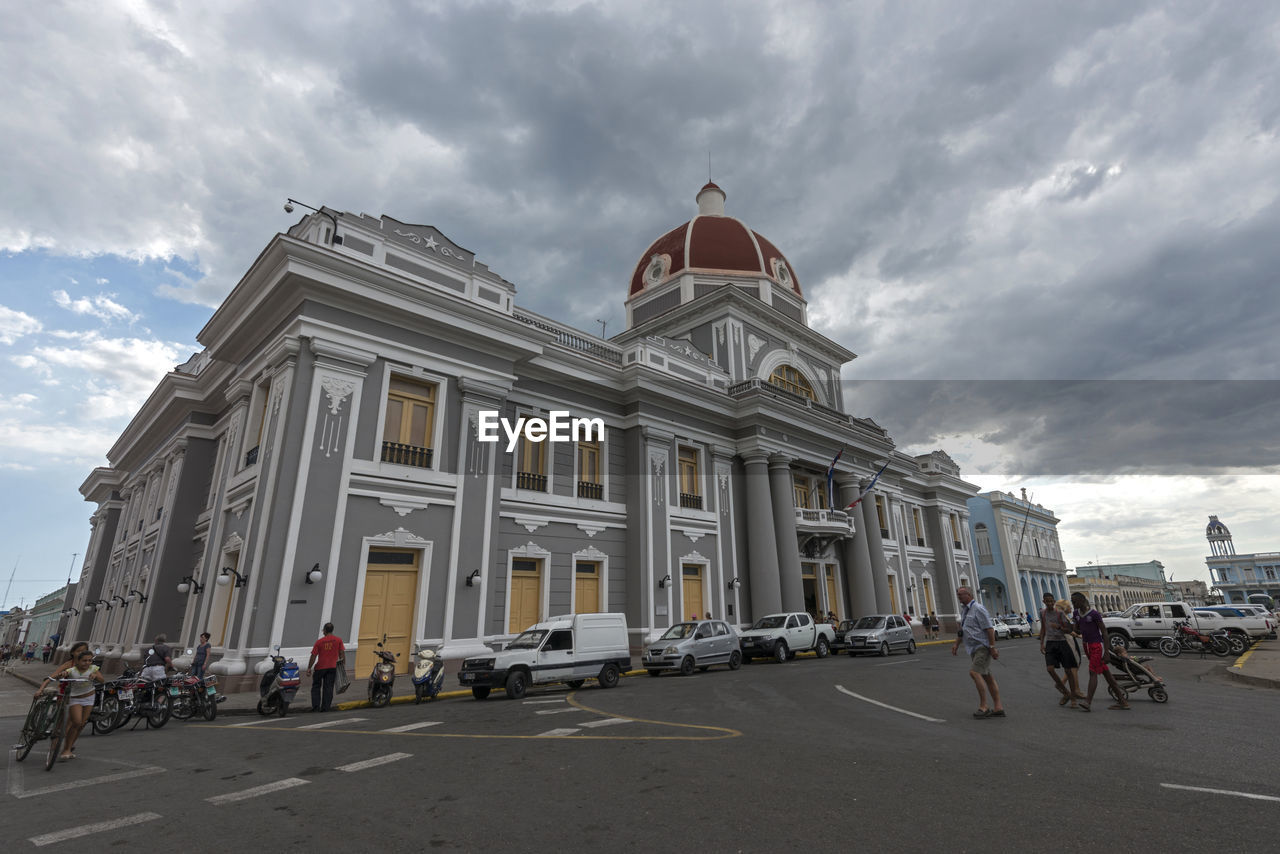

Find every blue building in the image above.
[967,489,1070,619]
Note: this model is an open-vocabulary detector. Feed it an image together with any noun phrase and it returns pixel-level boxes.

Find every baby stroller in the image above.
[1107,647,1168,704]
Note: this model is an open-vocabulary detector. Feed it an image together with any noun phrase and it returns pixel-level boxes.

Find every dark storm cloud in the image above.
[846,380,1280,475]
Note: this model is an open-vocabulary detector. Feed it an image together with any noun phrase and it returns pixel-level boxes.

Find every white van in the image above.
[458,613,631,700]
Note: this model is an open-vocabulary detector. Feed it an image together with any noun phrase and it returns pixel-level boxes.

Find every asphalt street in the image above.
[3,639,1279,852]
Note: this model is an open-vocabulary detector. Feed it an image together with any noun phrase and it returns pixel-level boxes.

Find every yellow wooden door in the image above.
[682,565,703,620]
[825,570,839,620]
[211,555,240,646]
[888,575,899,614]
[509,559,542,633]
[358,548,419,675]
[575,561,600,614]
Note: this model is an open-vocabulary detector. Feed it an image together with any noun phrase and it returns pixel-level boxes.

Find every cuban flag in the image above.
[845,458,890,511]
[826,447,844,509]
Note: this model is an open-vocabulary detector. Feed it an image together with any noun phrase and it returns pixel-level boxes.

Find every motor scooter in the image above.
[411,646,445,704]
[257,647,301,717]
[367,635,398,708]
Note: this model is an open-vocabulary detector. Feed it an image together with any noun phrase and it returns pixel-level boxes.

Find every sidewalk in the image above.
[1225,638,1280,689]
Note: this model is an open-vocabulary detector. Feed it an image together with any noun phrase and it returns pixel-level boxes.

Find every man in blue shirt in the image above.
[951,586,1005,718]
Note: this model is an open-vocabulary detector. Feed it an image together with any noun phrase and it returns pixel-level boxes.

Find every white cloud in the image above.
[25,331,188,421]
[51,289,139,323]
[0,305,42,344]
[0,417,119,466]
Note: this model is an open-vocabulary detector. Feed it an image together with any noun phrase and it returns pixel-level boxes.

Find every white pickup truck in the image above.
[1103,601,1267,650]
[738,612,835,663]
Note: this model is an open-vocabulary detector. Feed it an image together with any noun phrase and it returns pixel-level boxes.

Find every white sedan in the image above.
[990,618,1012,640]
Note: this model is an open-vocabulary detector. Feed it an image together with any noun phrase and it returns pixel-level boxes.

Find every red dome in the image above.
[629,184,802,298]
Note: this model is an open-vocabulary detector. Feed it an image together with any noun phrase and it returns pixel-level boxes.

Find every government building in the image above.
[1205,515,1279,608]
[65,184,979,686]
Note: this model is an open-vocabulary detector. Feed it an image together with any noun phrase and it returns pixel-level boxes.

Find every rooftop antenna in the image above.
[597,319,607,338]
[708,150,712,183]
[2,554,18,610]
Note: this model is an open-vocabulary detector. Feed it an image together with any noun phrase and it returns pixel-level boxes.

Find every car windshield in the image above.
[853,617,886,629]
[507,630,547,650]
[838,621,856,631]
[753,616,787,629]
[660,623,697,640]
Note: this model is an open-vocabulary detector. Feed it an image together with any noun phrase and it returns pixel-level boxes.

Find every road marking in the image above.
[206,777,310,805]
[298,717,367,730]
[536,728,580,737]
[579,717,631,728]
[381,721,442,733]
[336,752,413,772]
[522,699,566,705]
[30,812,162,847]
[834,685,945,723]
[873,658,921,666]
[1160,783,1280,803]
[8,754,165,800]
[535,707,583,715]
[228,718,289,727]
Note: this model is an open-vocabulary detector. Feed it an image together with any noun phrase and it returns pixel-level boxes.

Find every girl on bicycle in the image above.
[35,642,104,760]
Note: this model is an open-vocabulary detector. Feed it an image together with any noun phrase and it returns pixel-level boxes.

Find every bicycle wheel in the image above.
[14,725,36,762]
[44,699,67,771]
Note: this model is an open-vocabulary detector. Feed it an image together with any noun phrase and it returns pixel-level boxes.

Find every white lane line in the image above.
[873,658,921,666]
[297,717,367,730]
[8,754,165,800]
[579,717,632,729]
[30,812,162,847]
[228,718,289,727]
[522,699,566,705]
[536,728,580,737]
[336,752,413,772]
[834,685,946,723]
[381,721,442,733]
[206,777,310,805]
[1160,783,1280,803]
[535,707,584,715]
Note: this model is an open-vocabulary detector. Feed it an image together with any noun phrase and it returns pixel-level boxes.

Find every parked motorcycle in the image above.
[257,648,301,717]
[1158,620,1231,658]
[110,664,173,730]
[170,671,221,722]
[368,636,398,708]
[411,646,445,704]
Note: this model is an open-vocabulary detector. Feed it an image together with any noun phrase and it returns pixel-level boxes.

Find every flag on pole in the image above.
[845,459,890,511]
[825,447,844,509]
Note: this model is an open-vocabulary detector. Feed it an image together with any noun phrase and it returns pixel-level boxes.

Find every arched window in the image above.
[769,365,815,400]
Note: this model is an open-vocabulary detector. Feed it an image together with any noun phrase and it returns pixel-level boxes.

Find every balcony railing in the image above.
[512,310,624,364]
[577,481,603,500]
[381,441,434,469]
[245,445,259,466]
[679,493,703,510]
[517,471,548,492]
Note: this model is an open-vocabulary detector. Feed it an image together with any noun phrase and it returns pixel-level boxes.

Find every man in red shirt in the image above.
[306,623,345,712]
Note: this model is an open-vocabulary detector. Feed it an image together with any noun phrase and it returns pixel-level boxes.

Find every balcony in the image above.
[517,471,548,492]
[244,445,259,467]
[577,481,603,500]
[381,441,433,469]
[795,508,856,536]
[679,493,703,510]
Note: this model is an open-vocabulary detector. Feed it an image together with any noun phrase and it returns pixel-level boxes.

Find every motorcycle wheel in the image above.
[1227,635,1246,655]
[202,694,217,722]
[147,693,172,729]
[92,696,120,735]
[415,684,425,705]
[171,693,194,721]
[257,695,279,716]
[278,701,289,718]
[371,687,390,708]
[1209,637,1231,657]
[1158,637,1182,658]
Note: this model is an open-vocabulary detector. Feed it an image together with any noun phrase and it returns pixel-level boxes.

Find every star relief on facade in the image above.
[392,227,469,261]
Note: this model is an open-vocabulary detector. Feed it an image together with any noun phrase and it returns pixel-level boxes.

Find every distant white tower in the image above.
[1206,515,1235,556]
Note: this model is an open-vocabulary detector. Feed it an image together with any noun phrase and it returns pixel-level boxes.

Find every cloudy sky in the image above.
[2,0,1278,608]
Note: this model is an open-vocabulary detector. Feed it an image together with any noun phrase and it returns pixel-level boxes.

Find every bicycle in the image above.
[14,678,74,771]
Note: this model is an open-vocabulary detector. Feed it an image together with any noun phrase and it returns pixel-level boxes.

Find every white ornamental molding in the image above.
[514,517,549,534]
[511,540,551,558]
[576,524,605,538]
[747,334,765,363]
[392,227,470,261]
[370,527,430,548]
[574,544,608,561]
[222,531,244,554]
[320,376,357,415]
[678,550,708,564]
[271,383,286,415]
[229,497,252,519]
[378,496,432,517]
[716,324,726,346]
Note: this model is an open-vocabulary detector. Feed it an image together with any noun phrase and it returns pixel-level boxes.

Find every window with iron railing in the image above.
[517,430,547,492]
[382,377,437,469]
[678,446,700,506]
[577,439,601,499]
[680,493,703,510]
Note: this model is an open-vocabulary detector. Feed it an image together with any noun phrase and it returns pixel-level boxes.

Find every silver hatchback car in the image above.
[844,614,916,657]
[643,619,742,676]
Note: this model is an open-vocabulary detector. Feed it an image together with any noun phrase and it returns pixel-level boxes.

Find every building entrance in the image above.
[357,547,419,675]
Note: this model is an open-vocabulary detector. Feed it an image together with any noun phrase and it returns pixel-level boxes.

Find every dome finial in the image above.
[697,181,725,216]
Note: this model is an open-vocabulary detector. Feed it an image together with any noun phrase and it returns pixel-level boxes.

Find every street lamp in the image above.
[283,198,342,245]
[217,567,248,588]
[177,575,204,595]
